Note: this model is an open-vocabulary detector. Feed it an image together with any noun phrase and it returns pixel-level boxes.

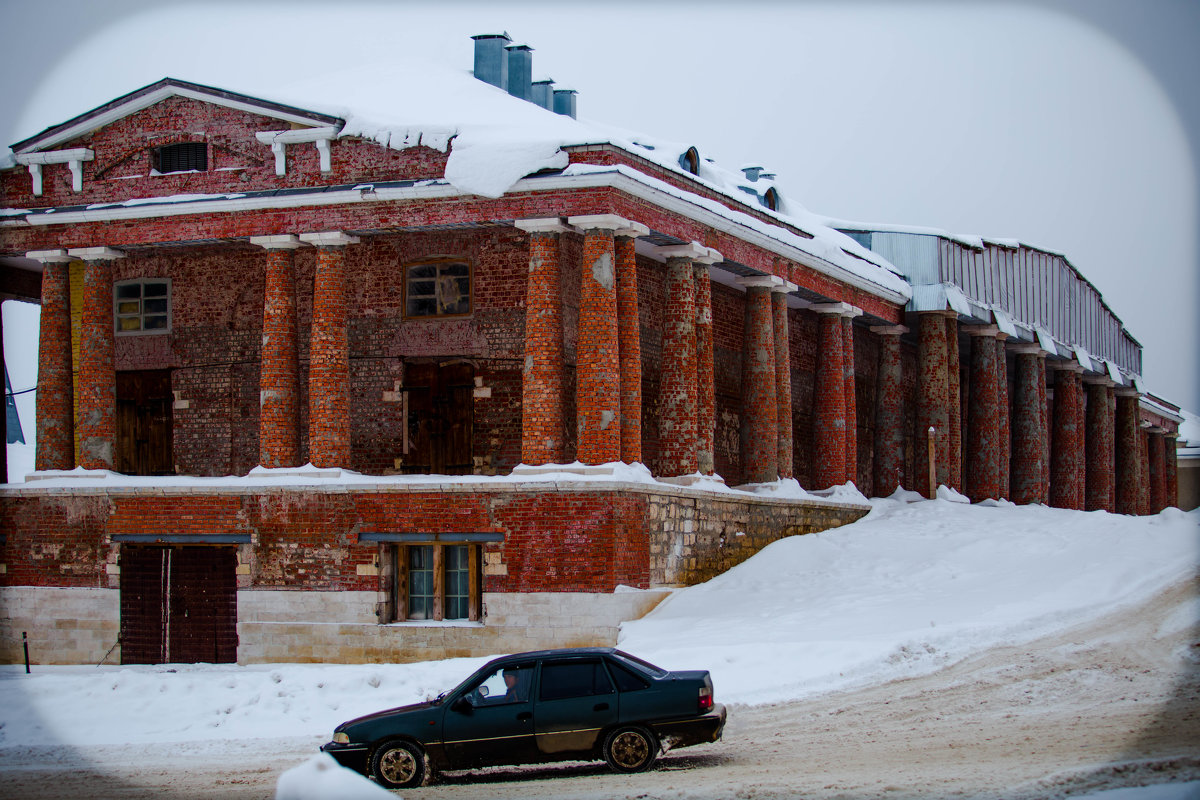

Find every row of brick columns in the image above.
[29,231,359,474]
[809,303,862,488]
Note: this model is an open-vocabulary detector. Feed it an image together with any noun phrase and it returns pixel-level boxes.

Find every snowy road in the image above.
[3,577,1197,800]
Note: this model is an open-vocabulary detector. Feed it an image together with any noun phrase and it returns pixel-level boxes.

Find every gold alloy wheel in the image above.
[378,744,418,784]
[610,729,651,769]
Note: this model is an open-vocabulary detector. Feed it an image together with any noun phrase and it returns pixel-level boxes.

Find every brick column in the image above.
[1148,429,1166,513]
[1165,433,1179,509]
[964,326,1002,503]
[1050,364,1085,509]
[1084,377,1115,512]
[515,219,571,465]
[843,315,859,486]
[1010,344,1048,505]
[1114,389,1141,515]
[692,252,722,475]
[772,284,795,479]
[872,325,907,495]
[299,231,358,468]
[996,336,1010,498]
[812,302,860,488]
[251,236,303,469]
[68,246,124,470]
[1138,427,1151,516]
[1038,355,1050,503]
[916,311,953,497]
[945,316,962,492]
[615,222,649,464]
[740,276,781,484]
[568,215,629,466]
[28,249,76,471]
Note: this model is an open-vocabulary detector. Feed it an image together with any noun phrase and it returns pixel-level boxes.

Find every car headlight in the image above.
[332,732,350,744]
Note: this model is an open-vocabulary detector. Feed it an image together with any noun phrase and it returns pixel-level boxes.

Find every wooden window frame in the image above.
[402,258,473,320]
[382,541,483,623]
[114,278,171,336]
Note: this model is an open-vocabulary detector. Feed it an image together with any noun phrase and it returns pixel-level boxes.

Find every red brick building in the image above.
[0,38,1180,665]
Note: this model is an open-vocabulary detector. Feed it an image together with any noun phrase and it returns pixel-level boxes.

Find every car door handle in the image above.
[517,712,532,722]
[593,703,609,712]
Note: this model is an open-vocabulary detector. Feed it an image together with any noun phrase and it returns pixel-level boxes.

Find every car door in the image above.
[534,657,618,757]
[442,661,538,769]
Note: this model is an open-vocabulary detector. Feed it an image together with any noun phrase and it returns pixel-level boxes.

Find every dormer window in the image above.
[679,146,700,176]
[154,142,207,174]
[763,187,780,211]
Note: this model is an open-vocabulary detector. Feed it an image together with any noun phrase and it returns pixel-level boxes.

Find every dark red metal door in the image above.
[120,546,238,664]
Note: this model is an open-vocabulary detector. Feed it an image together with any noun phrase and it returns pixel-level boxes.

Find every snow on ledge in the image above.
[4,462,871,508]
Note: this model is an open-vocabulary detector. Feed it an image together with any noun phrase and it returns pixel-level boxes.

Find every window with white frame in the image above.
[115,279,170,334]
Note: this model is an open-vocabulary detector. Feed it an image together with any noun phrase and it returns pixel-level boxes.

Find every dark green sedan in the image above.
[320,647,727,788]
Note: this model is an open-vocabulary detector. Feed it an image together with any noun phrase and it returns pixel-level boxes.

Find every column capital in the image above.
[1114,386,1141,398]
[810,301,862,319]
[250,234,304,250]
[1082,374,1116,387]
[770,280,798,294]
[514,217,576,235]
[299,231,360,247]
[962,324,1001,337]
[614,221,650,239]
[1048,360,1085,374]
[67,246,124,261]
[26,249,73,263]
[655,241,721,264]
[566,214,638,232]
[1009,342,1046,357]
[870,324,909,336]
[736,274,784,290]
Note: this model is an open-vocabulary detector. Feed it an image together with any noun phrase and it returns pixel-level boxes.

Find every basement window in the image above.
[404,260,472,318]
[154,142,207,174]
[115,279,171,334]
[383,543,482,622]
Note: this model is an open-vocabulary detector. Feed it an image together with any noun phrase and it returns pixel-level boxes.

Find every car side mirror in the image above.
[451,696,473,714]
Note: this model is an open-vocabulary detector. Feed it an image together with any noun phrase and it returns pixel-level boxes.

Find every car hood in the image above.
[340,699,438,729]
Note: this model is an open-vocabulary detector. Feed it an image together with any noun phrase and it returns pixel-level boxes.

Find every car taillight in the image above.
[698,685,713,712]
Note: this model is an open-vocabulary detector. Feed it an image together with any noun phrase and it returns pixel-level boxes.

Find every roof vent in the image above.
[531,79,554,110]
[472,32,512,90]
[506,43,533,102]
[741,165,764,182]
[553,88,577,119]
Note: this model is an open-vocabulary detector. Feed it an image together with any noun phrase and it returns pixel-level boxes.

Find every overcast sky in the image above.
[2,0,1197,414]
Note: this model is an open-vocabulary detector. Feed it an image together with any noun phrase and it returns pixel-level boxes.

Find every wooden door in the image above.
[116,370,173,475]
[402,362,474,475]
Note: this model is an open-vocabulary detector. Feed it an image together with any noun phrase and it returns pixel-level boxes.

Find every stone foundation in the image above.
[1,587,120,665]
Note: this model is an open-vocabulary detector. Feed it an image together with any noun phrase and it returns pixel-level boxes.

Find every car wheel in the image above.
[603,726,659,773]
[370,739,427,789]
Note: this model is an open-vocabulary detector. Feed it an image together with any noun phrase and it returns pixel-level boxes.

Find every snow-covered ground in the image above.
[1,496,1197,798]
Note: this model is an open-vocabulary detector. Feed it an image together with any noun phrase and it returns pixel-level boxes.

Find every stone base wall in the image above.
[1,587,120,665]
[236,589,671,664]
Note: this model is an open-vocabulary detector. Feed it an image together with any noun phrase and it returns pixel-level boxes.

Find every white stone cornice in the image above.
[870,324,909,336]
[26,248,73,264]
[513,217,576,235]
[255,127,339,175]
[962,324,1001,337]
[67,247,125,262]
[298,231,360,247]
[810,301,862,318]
[250,235,303,250]
[566,214,636,232]
[17,148,95,194]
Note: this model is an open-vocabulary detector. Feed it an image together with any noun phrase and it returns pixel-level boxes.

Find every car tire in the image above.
[370,739,427,789]
[602,725,659,773]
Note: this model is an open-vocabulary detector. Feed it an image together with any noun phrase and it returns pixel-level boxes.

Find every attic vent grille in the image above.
[155,142,207,174]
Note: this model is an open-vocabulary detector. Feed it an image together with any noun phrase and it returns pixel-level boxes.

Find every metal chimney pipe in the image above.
[531,79,554,110]
[471,32,511,89]
[506,43,533,102]
[741,165,764,182]
[553,88,577,119]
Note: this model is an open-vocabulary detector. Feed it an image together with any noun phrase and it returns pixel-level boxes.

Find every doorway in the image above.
[401,362,474,475]
[116,369,173,475]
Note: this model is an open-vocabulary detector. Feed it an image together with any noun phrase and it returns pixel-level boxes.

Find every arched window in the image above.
[762,187,780,211]
[678,146,700,175]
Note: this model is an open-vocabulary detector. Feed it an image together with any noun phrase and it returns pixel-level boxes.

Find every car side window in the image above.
[606,659,650,692]
[470,664,532,705]
[538,660,614,702]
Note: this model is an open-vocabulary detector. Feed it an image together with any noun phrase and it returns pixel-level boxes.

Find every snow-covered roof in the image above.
[7,58,910,302]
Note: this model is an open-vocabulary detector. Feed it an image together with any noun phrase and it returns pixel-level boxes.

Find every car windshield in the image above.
[612,650,668,678]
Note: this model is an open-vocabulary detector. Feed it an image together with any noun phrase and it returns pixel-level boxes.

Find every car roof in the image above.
[481,647,618,669]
